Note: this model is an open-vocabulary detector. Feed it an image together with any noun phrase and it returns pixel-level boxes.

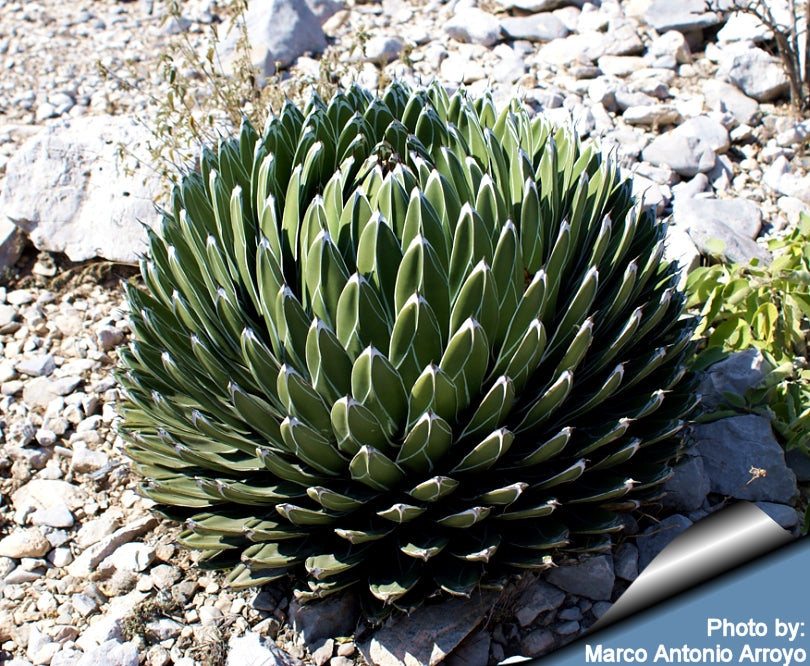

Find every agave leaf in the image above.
[459,376,515,442]
[506,523,569,550]
[448,204,494,299]
[491,221,523,347]
[335,521,395,544]
[330,396,393,457]
[374,171,410,238]
[520,179,543,273]
[336,274,392,361]
[533,459,586,490]
[280,417,347,476]
[377,502,427,523]
[400,534,449,561]
[307,485,375,512]
[179,530,243,551]
[496,270,548,369]
[394,234,450,343]
[369,557,422,604]
[305,319,353,404]
[423,169,461,236]
[474,481,528,505]
[396,411,453,474]
[498,498,559,521]
[277,364,332,436]
[306,231,351,328]
[433,560,483,597]
[351,347,408,437]
[576,418,632,456]
[243,540,312,567]
[349,445,407,491]
[451,428,514,474]
[406,475,459,503]
[568,477,637,504]
[449,530,502,563]
[229,382,284,443]
[436,506,491,528]
[229,186,261,313]
[227,563,289,588]
[257,447,328,486]
[439,318,489,411]
[305,544,370,581]
[388,293,443,387]
[276,503,338,526]
[449,260,499,343]
[589,438,641,471]
[515,370,574,433]
[401,188,450,267]
[356,213,402,317]
[275,287,311,372]
[497,319,546,392]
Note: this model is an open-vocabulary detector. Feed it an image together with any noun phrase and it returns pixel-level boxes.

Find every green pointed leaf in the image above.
[451,428,514,474]
[330,396,393,456]
[396,411,453,474]
[406,475,459,502]
[349,445,407,491]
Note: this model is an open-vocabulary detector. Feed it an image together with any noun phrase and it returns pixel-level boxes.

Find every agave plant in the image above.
[118,82,697,617]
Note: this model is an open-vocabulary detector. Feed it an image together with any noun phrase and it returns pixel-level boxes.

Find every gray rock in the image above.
[445,630,490,666]
[11,479,90,513]
[695,415,799,504]
[786,449,810,482]
[515,580,567,627]
[719,46,789,102]
[586,19,644,59]
[661,455,711,512]
[30,503,75,529]
[685,217,771,265]
[494,0,566,11]
[0,529,51,559]
[359,590,497,666]
[68,516,158,577]
[0,115,160,263]
[362,36,403,64]
[674,197,762,240]
[16,354,55,377]
[672,173,709,200]
[642,133,715,177]
[51,650,82,666]
[520,628,555,657]
[598,55,647,77]
[764,155,810,203]
[673,116,730,154]
[219,0,326,76]
[104,542,156,573]
[637,514,693,571]
[698,349,769,411]
[445,6,502,47]
[546,555,614,601]
[624,104,682,127]
[0,217,26,273]
[643,0,720,32]
[75,640,139,666]
[664,225,700,280]
[306,0,344,23]
[754,502,799,530]
[646,30,691,65]
[717,11,771,43]
[500,14,568,43]
[613,543,639,581]
[290,591,359,644]
[776,118,810,147]
[702,79,759,126]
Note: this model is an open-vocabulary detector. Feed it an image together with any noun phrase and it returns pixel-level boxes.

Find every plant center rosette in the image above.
[117,82,699,619]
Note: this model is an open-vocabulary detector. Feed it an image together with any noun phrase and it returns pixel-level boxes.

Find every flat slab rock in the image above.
[0,114,160,263]
[358,590,498,666]
[694,414,799,505]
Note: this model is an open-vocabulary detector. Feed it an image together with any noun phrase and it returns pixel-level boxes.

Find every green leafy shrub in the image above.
[118,82,698,617]
[685,215,810,456]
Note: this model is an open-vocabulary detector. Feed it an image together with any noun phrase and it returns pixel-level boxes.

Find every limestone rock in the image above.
[0,115,160,263]
[218,0,326,76]
[546,555,615,601]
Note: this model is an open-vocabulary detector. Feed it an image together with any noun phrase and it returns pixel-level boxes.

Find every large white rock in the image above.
[218,0,327,76]
[0,115,160,264]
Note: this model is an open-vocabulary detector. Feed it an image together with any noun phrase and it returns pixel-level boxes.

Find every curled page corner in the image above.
[589,501,794,634]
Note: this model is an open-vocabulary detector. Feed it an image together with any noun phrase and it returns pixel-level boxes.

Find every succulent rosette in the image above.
[118,82,697,617]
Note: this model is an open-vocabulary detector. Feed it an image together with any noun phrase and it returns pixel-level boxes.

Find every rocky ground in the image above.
[0,0,809,665]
